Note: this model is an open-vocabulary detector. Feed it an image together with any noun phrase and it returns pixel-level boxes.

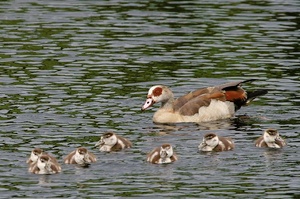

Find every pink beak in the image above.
[141,98,155,111]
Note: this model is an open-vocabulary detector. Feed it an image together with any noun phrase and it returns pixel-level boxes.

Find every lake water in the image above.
[0,0,299,198]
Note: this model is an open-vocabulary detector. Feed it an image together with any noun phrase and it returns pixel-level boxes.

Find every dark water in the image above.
[0,0,299,198]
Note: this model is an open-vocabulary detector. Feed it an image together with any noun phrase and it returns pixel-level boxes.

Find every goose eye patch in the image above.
[153,87,162,97]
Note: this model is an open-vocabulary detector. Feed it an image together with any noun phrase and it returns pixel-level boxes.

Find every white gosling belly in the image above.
[266,142,281,148]
[200,145,215,152]
[158,157,171,164]
[74,153,85,164]
[99,145,112,152]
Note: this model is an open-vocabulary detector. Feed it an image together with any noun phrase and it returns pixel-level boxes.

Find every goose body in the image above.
[199,133,235,152]
[27,148,59,172]
[255,129,286,148]
[29,154,61,174]
[147,144,178,164]
[95,132,132,152]
[27,148,44,165]
[142,80,267,123]
[64,147,97,166]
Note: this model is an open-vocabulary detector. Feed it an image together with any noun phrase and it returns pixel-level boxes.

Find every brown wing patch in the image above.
[275,138,286,148]
[87,151,97,162]
[225,88,247,102]
[209,91,226,100]
[178,91,226,116]
[147,148,160,163]
[111,143,123,151]
[64,150,76,164]
[219,137,235,150]
[32,165,40,174]
[50,163,61,173]
[170,152,178,162]
[116,135,132,148]
[213,144,224,152]
[255,136,267,147]
[173,87,210,111]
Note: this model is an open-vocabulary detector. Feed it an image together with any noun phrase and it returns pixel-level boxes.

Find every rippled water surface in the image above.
[0,0,299,198]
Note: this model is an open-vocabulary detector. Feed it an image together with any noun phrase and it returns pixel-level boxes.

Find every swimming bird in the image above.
[26,148,44,165]
[95,132,132,152]
[29,154,61,174]
[141,79,268,123]
[27,148,60,172]
[64,147,97,166]
[255,128,286,148]
[198,133,235,152]
[147,143,178,164]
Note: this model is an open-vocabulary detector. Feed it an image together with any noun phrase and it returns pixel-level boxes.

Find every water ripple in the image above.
[0,0,299,198]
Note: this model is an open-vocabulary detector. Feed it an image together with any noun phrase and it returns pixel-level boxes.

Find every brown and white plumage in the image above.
[95,132,132,152]
[198,133,235,152]
[29,154,61,174]
[27,148,44,165]
[141,79,268,123]
[147,143,178,164]
[255,128,286,148]
[64,147,97,166]
[27,148,59,172]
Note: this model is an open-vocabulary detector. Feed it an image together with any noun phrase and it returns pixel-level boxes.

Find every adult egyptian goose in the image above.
[141,79,268,123]
[255,128,286,148]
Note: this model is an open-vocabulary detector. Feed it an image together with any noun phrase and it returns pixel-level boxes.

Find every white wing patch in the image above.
[100,145,112,152]
[148,151,158,162]
[117,139,125,149]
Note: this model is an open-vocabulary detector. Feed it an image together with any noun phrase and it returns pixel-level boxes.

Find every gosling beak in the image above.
[95,139,104,148]
[275,136,284,142]
[199,142,207,148]
[161,151,167,158]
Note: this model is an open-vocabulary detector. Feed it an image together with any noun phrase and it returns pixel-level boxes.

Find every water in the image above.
[0,0,299,198]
